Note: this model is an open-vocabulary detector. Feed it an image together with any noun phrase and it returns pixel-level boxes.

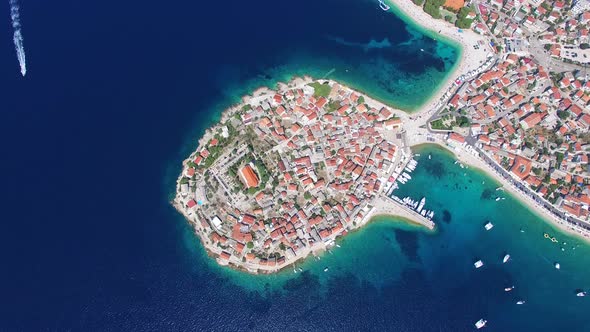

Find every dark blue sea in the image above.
[2,0,589,331]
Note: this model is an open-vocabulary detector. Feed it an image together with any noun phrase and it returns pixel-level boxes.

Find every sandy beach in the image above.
[386,0,491,114]
[414,138,590,242]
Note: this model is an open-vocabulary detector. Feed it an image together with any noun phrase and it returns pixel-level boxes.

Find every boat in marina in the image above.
[503,254,510,263]
[416,197,426,213]
[475,319,487,329]
[474,260,484,269]
[484,221,494,231]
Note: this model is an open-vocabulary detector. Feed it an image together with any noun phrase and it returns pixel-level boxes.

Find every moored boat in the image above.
[484,221,494,231]
[554,262,560,270]
[503,254,510,263]
[504,286,515,292]
[378,0,390,11]
[474,260,484,269]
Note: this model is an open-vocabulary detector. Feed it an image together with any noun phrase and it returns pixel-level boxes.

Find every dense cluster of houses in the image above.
[443,51,590,221]
[475,0,590,64]
[176,81,403,271]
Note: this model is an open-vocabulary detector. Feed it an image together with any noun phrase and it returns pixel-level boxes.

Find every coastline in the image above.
[173,76,438,275]
[411,141,590,243]
[385,0,491,113]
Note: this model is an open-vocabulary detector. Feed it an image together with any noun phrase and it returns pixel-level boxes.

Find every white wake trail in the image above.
[9,0,26,76]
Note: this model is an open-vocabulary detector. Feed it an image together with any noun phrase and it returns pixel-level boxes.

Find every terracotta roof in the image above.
[240,164,259,188]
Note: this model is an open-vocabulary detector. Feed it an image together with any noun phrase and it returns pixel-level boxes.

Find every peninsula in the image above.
[174,78,435,273]
[175,0,590,273]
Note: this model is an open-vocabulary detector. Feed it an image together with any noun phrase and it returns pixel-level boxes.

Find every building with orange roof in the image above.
[239,164,260,188]
[444,0,465,10]
[510,156,532,180]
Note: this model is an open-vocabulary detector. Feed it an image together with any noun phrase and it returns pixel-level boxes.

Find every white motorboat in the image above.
[503,254,510,263]
[576,291,586,297]
[485,222,494,231]
[323,267,329,272]
[474,260,484,269]
[504,286,515,292]
[554,262,560,270]
[475,319,487,329]
[516,300,526,305]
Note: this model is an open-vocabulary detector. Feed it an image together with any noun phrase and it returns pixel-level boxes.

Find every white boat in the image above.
[504,286,515,292]
[576,291,587,297]
[516,300,526,305]
[417,197,426,213]
[474,260,484,269]
[298,268,303,272]
[428,154,431,159]
[484,222,494,231]
[323,267,329,272]
[554,262,560,270]
[495,197,501,201]
[336,244,341,248]
[475,319,487,329]
[503,254,510,263]
[294,269,297,274]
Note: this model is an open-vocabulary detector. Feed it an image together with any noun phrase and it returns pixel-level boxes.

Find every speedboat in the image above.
[484,222,494,231]
[576,291,586,297]
[516,300,526,305]
[495,197,501,201]
[475,319,487,329]
[504,286,515,292]
[379,0,390,11]
[323,267,329,272]
[474,260,484,269]
[503,254,510,263]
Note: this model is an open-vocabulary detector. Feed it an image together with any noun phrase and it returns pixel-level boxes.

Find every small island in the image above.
[174,77,435,273]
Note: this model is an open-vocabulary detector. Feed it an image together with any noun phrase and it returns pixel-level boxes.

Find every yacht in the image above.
[504,286,515,292]
[475,319,487,329]
[484,221,494,231]
[503,254,510,263]
[417,197,426,213]
[576,291,586,297]
[516,300,526,305]
[474,260,484,269]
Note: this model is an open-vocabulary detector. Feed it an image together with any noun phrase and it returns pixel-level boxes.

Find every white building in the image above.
[572,0,590,15]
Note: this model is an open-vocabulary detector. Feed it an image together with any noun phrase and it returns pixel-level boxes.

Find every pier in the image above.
[369,194,436,230]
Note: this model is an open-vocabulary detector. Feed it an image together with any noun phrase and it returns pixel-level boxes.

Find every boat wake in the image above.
[9,0,26,76]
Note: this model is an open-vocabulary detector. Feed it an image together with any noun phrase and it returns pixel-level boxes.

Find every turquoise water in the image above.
[194,144,590,331]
